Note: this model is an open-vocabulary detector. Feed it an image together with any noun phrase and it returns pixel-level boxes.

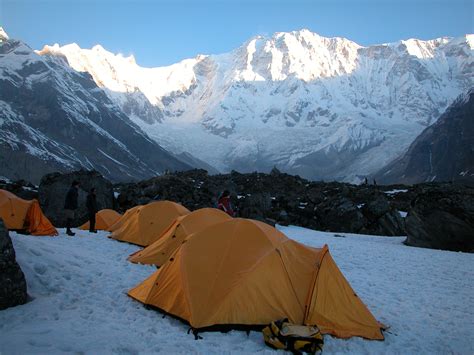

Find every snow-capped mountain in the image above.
[0,28,192,183]
[375,89,474,184]
[39,29,473,182]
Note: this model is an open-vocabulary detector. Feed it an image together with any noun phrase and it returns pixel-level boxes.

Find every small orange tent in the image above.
[79,209,122,230]
[110,201,190,246]
[0,189,58,236]
[107,205,141,232]
[79,209,122,231]
[128,208,232,265]
[128,218,385,340]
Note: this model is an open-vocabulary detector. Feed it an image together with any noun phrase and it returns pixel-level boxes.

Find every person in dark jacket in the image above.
[86,188,98,233]
[217,190,235,217]
[64,181,80,236]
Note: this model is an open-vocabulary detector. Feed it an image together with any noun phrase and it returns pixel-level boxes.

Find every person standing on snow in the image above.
[86,188,98,233]
[217,190,235,217]
[64,180,80,236]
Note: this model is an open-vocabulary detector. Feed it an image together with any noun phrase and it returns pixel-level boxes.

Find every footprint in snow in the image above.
[27,339,51,348]
[37,328,53,335]
[29,248,42,256]
[80,309,93,320]
[34,263,47,275]
[113,346,139,355]
[58,345,72,352]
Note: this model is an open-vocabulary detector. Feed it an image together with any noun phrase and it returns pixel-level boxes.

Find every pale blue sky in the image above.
[1,0,473,67]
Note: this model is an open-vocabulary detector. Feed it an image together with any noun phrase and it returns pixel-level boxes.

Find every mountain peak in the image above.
[125,53,136,65]
[92,44,106,52]
[466,34,474,49]
[0,27,9,41]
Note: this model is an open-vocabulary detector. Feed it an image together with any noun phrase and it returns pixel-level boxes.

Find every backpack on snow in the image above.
[262,318,324,354]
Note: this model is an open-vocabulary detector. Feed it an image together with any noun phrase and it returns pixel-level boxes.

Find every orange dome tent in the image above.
[0,189,58,236]
[79,209,122,231]
[128,218,385,340]
[128,208,232,265]
[107,205,141,232]
[110,201,190,246]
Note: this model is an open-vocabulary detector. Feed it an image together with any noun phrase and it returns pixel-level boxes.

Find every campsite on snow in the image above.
[1,1,473,353]
[0,170,473,354]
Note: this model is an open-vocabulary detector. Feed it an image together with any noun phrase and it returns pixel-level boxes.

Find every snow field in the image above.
[0,226,473,354]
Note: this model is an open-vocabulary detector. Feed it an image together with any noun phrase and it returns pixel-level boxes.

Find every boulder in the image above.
[238,193,274,225]
[277,210,290,226]
[38,170,114,227]
[405,184,474,252]
[360,196,405,236]
[361,195,391,219]
[315,197,367,233]
[0,221,27,310]
[375,211,406,236]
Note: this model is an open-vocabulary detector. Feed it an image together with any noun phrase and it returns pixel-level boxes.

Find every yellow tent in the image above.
[110,201,190,246]
[128,218,385,340]
[79,209,122,231]
[108,205,141,232]
[0,189,58,236]
[128,208,232,265]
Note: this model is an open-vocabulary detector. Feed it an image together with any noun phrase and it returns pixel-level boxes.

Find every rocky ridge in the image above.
[3,169,473,252]
[114,169,474,251]
[115,169,407,236]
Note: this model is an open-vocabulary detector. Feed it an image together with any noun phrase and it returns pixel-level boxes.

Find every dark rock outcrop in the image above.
[405,184,474,252]
[360,196,405,236]
[39,170,114,227]
[0,178,38,200]
[0,220,27,310]
[115,169,406,236]
[314,196,366,233]
[375,89,474,185]
[11,168,474,251]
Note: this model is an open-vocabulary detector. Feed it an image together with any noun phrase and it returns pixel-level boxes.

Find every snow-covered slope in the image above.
[1,227,472,353]
[40,29,474,182]
[0,28,192,183]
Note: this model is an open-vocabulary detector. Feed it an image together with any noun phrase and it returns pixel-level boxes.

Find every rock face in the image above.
[38,170,114,227]
[375,89,474,185]
[115,169,406,236]
[405,184,474,252]
[0,220,27,310]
